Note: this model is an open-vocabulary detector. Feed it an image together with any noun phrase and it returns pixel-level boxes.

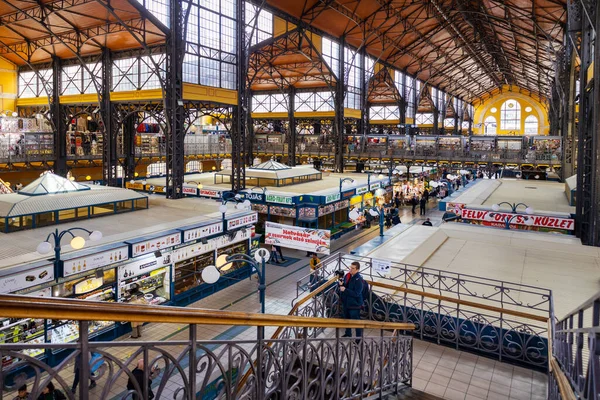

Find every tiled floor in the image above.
[411,340,547,400]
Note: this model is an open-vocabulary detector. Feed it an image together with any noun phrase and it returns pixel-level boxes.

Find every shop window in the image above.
[524,115,539,135]
[416,113,434,125]
[186,161,202,173]
[322,37,340,77]
[246,2,273,46]
[116,201,133,213]
[0,218,4,232]
[58,209,77,222]
[443,118,455,128]
[134,198,148,210]
[92,204,114,216]
[484,116,497,135]
[500,99,521,130]
[36,212,56,227]
[77,207,89,218]
[147,162,166,177]
[174,251,215,296]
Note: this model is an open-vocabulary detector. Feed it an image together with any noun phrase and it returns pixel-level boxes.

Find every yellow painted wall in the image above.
[473,87,549,135]
[0,58,18,112]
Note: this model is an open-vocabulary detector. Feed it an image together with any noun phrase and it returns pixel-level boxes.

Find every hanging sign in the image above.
[63,246,129,277]
[199,189,221,198]
[265,222,330,255]
[266,194,294,204]
[227,213,258,230]
[242,192,265,202]
[325,193,341,204]
[183,222,223,242]
[460,209,575,231]
[372,259,391,276]
[0,264,54,294]
[182,186,198,195]
[356,186,368,195]
[130,232,181,257]
[369,182,381,190]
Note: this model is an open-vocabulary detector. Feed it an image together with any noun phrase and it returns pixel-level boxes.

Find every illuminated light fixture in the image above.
[70,236,86,249]
[134,172,139,177]
[491,108,497,113]
[87,115,92,121]
[216,254,232,271]
[85,175,91,181]
[212,166,217,171]
[525,107,532,112]
[197,183,203,189]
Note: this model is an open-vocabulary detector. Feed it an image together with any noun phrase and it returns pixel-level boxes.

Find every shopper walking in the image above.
[340,261,365,339]
[71,351,97,393]
[275,245,287,262]
[309,253,321,291]
[423,188,430,202]
[419,196,426,216]
[270,245,281,264]
[127,359,160,400]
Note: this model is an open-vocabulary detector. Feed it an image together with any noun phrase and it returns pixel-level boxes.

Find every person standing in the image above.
[422,218,433,226]
[340,262,364,338]
[423,188,429,202]
[71,351,97,393]
[13,385,30,400]
[308,253,321,291]
[37,382,66,400]
[419,196,426,216]
[270,245,281,264]
[411,196,418,214]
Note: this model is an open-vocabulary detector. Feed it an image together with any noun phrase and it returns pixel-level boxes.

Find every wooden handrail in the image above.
[0,294,414,331]
[365,280,549,323]
[549,357,576,400]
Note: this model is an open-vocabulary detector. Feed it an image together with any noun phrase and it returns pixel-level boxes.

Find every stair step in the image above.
[386,387,445,400]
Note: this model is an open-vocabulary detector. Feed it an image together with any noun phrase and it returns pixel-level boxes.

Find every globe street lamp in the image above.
[219,193,252,231]
[201,248,270,313]
[37,228,103,274]
[490,202,535,230]
[339,177,355,194]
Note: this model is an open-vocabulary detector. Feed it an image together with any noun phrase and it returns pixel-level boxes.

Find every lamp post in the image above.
[339,177,355,194]
[368,206,385,237]
[37,228,103,275]
[219,193,251,232]
[201,248,270,313]
[185,181,204,190]
[490,202,535,230]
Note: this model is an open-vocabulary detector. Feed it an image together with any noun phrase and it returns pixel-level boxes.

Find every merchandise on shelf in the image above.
[174,251,215,296]
[66,131,103,157]
[0,317,45,366]
[118,267,169,305]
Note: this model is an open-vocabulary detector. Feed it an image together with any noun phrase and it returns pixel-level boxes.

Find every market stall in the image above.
[437,136,464,157]
[414,136,437,156]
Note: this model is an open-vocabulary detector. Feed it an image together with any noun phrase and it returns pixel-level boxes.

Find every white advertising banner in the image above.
[0,264,54,294]
[265,222,330,255]
[63,246,129,277]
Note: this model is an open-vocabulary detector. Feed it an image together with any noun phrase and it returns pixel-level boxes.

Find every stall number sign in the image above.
[461,209,576,231]
[266,194,293,204]
[227,213,258,230]
[63,246,129,277]
[0,264,54,294]
[325,193,341,204]
[182,186,198,195]
[131,233,181,257]
[356,186,368,195]
[184,222,223,242]
[372,259,391,276]
[200,189,221,198]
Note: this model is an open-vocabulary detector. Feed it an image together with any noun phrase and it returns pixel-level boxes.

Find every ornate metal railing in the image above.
[0,294,413,400]
[551,289,600,400]
[296,253,553,370]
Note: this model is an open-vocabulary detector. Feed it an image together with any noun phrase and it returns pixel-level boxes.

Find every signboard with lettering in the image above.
[242,192,265,202]
[325,193,341,204]
[130,232,182,257]
[63,246,129,277]
[356,186,368,195]
[227,213,258,230]
[266,194,294,205]
[182,186,198,196]
[199,189,221,198]
[0,264,54,294]
[118,255,170,280]
[369,182,381,190]
[265,222,330,255]
[460,209,575,231]
[183,222,223,242]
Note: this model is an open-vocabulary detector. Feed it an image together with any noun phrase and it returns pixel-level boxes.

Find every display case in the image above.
[470,136,495,151]
[0,317,45,366]
[174,251,215,296]
[47,269,117,347]
[217,242,249,274]
[118,267,170,306]
[437,137,463,151]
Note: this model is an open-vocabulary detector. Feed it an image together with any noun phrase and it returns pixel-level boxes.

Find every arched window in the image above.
[484,116,497,135]
[500,99,521,130]
[524,115,539,135]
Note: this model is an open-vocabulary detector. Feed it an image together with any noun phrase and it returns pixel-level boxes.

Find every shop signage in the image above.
[325,193,341,204]
[0,264,54,294]
[265,222,330,255]
[182,186,197,195]
[126,182,145,190]
[385,185,393,194]
[446,202,466,214]
[372,259,391,276]
[460,209,575,231]
[356,186,368,195]
[73,277,104,295]
[131,233,182,258]
[266,194,293,205]
[242,192,265,202]
[199,189,221,198]
[63,246,129,277]
[118,255,170,280]
[183,222,223,242]
[342,190,355,199]
[369,182,381,190]
[227,213,258,230]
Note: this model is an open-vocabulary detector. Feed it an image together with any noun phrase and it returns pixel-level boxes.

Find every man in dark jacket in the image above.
[127,359,159,399]
[419,196,427,215]
[340,261,364,338]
